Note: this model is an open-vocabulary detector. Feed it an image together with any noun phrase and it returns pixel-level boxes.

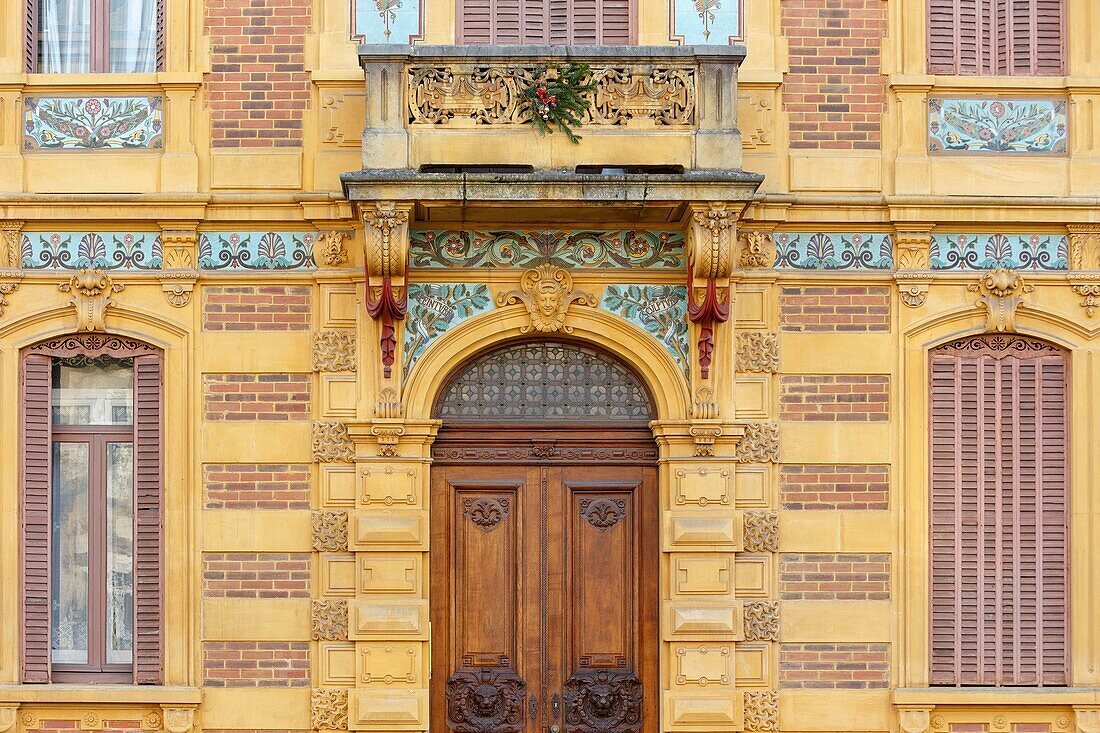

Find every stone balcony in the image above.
[345,45,762,222]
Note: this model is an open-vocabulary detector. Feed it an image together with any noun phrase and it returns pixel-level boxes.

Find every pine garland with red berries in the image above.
[519,63,597,144]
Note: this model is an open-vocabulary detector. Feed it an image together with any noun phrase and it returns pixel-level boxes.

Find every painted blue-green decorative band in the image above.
[774,232,894,270]
[24,96,164,150]
[404,283,494,380]
[198,232,316,270]
[599,284,689,379]
[354,0,420,43]
[22,232,162,270]
[410,230,685,269]
[931,234,1068,271]
[928,98,1067,154]
[671,0,741,44]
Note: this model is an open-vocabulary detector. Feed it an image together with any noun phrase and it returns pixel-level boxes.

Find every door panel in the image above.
[431,461,657,733]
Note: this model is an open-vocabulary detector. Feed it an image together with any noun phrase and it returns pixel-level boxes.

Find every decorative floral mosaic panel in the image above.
[774,233,893,270]
[22,232,162,270]
[199,232,316,270]
[930,234,1068,270]
[410,230,685,269]
[404,283,494,380]
[599,285,689,378]
[353,0,420,42]
[24,96,164,150]
[672,0,741,43]
[928,98,1067,154]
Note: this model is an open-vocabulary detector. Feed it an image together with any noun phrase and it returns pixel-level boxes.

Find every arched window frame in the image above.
[21,334,164,684]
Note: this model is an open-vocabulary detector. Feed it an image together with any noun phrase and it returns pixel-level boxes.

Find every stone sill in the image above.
[0,685,201,705]
[893,687,1100,706]
[358,43,748,63]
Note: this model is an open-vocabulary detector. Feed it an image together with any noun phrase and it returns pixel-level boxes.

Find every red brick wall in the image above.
[203,642,310,687]
[780,465,889,509]
[780,553,890,600]
[782,0,886,150]
[779,286,890,333]
[204,464,311,509]
[204,374,311,421]
[779,375,889,421]
[202,286,312,332]
[205,0,311,147]
[779,643,889,688]
[202,553,310,598]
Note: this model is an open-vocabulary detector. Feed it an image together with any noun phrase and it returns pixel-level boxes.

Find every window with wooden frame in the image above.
[21,335,163,684]
[26,0,166,73]
[927,0,1065,75]
[929,335,1069,686]
[457,0,634,44]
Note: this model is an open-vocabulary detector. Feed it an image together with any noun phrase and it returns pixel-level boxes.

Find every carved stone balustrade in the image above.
[357,44,748,172]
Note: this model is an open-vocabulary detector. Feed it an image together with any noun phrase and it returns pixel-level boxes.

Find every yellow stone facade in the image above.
[0,0,1099,733]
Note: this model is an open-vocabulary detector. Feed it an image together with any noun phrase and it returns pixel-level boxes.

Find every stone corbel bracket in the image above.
[0,271,23,318]
[160,706,197,733]
[60,269,124,332]
[894,230,934,308]
[159,271,198,308]
[0,220,24,269]
[897,707,933,733]
[364,202,413,379]
[969,268,1032,333]
[686,203,736,380]
[1074,707,1100,733]
[0,705,17,733]
[1068,273,1100,317]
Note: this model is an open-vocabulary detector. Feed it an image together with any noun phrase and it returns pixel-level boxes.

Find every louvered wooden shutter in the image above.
[929,339,1069,686]
[459,0,633,43]
[133,354,164,684]
[927,0,1063,75]
[21,354,51,683]
[25,0,38,72]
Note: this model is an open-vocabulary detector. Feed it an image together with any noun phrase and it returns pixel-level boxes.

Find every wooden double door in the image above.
[430,457,658,733]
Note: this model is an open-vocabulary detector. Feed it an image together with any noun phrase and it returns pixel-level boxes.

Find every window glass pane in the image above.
[106,442,134,665]
[51,442,90,665]
[52,358,133,426]
[109,0,157,73]
[38,0,91,73]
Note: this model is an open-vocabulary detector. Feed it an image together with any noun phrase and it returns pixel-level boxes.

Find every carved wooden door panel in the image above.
[431,462,657,733]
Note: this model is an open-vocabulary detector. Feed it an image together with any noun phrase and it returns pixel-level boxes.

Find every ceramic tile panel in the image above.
[24,96,164,150]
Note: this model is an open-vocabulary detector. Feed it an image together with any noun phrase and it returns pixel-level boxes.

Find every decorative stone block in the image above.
[663,511,743,551]
[357,642,424,685]
[349,689,428,730]
[664,602,744,641]
[359,466,420,507]
[673,645,733,687]
[674,467,732,507]
[349,599,429,639]
[743,690,779,732]
[312,599,349,640]
[313,510,350,552]
[351,511,429,551]
[662,690,743,731]
[358,553,421,594]
[672,555,733,597]
[742,600,779,641]
[743,511,779,553]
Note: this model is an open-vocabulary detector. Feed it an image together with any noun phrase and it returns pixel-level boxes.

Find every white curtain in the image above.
[38,0,90,73]
[109,0,157,73]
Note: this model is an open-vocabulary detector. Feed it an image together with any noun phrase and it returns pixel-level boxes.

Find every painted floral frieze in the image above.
[774,232,893,270]
[199,232,316,270]
[404,283,494,380]
[672,0,741,44]
[24,96,164,150]
[354,0,420,42]
[928,98,1067,154]
[599,285,689,378]
[410,230,685,269]
[931,234,1068,271]
[22,232,162,270]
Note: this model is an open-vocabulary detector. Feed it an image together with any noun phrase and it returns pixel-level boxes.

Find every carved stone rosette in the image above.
[562,669,643,733]
[311,599,349,640]
[0,220,23,269]
[736,332,779,373]
[743,691,779,732]
[59,269,124,332]
[743,511,780,553]
[312,421,355,463]
[735,422,779,464]
[968,268,1033,333]
[743,600,780,641]
[0,272,22,317]
[312,329,358,372]
[496,264,596,334]
[312,510,349,552]
[687,204,735,379]
[364,202,412,378]
[446,668,527,733]
[312,688,349,731]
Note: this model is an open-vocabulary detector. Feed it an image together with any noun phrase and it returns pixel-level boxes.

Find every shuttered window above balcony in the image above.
[928,0,1065,75]
[458,0,634,45]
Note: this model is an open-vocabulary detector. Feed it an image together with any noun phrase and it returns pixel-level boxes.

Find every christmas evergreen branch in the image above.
[519,63,597,144]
